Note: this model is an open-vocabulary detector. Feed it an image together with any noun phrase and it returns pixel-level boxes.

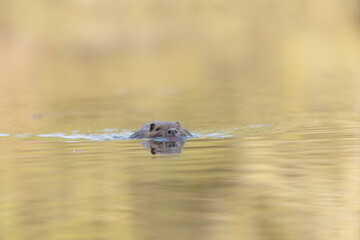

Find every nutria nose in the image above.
[168,129,177,134]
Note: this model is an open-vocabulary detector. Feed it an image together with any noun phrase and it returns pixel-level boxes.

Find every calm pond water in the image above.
[1,1,360,240]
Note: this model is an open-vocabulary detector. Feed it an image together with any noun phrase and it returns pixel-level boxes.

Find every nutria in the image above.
[130,121,193,139]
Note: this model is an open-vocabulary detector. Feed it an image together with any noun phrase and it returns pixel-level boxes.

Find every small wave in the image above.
[0,129,132,142]
[36,130,132,141]
[196,132,233,138]
[197,124,272,138]
[14,134,32,137]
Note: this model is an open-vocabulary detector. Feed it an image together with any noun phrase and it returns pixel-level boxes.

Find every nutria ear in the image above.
[150,123,156,131]
[176,121,181,127]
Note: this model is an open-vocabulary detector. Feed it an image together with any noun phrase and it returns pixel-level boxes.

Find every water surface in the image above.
[1,1,360,239]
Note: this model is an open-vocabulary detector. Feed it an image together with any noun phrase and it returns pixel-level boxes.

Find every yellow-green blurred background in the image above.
[1,0,360,133]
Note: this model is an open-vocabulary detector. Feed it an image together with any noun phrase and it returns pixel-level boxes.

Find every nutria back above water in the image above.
[130,121,193,139]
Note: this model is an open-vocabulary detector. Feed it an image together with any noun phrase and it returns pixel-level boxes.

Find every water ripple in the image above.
[0,124,271,142]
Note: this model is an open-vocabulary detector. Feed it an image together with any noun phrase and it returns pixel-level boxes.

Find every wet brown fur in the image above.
[130,121,193,139]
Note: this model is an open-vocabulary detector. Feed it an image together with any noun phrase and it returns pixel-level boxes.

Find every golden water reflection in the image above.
[1,124,360,240]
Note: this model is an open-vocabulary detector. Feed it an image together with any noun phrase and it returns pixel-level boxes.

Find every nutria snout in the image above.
[167,128,178,137]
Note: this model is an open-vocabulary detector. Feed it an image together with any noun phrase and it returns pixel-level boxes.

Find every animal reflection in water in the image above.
[142,140,186,155]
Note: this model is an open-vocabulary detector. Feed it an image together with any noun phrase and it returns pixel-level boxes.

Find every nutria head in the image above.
[129,121,193,139]
[148,121,182,138]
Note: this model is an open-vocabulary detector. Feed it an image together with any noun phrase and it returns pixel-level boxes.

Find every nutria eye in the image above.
[156,127,161,131]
